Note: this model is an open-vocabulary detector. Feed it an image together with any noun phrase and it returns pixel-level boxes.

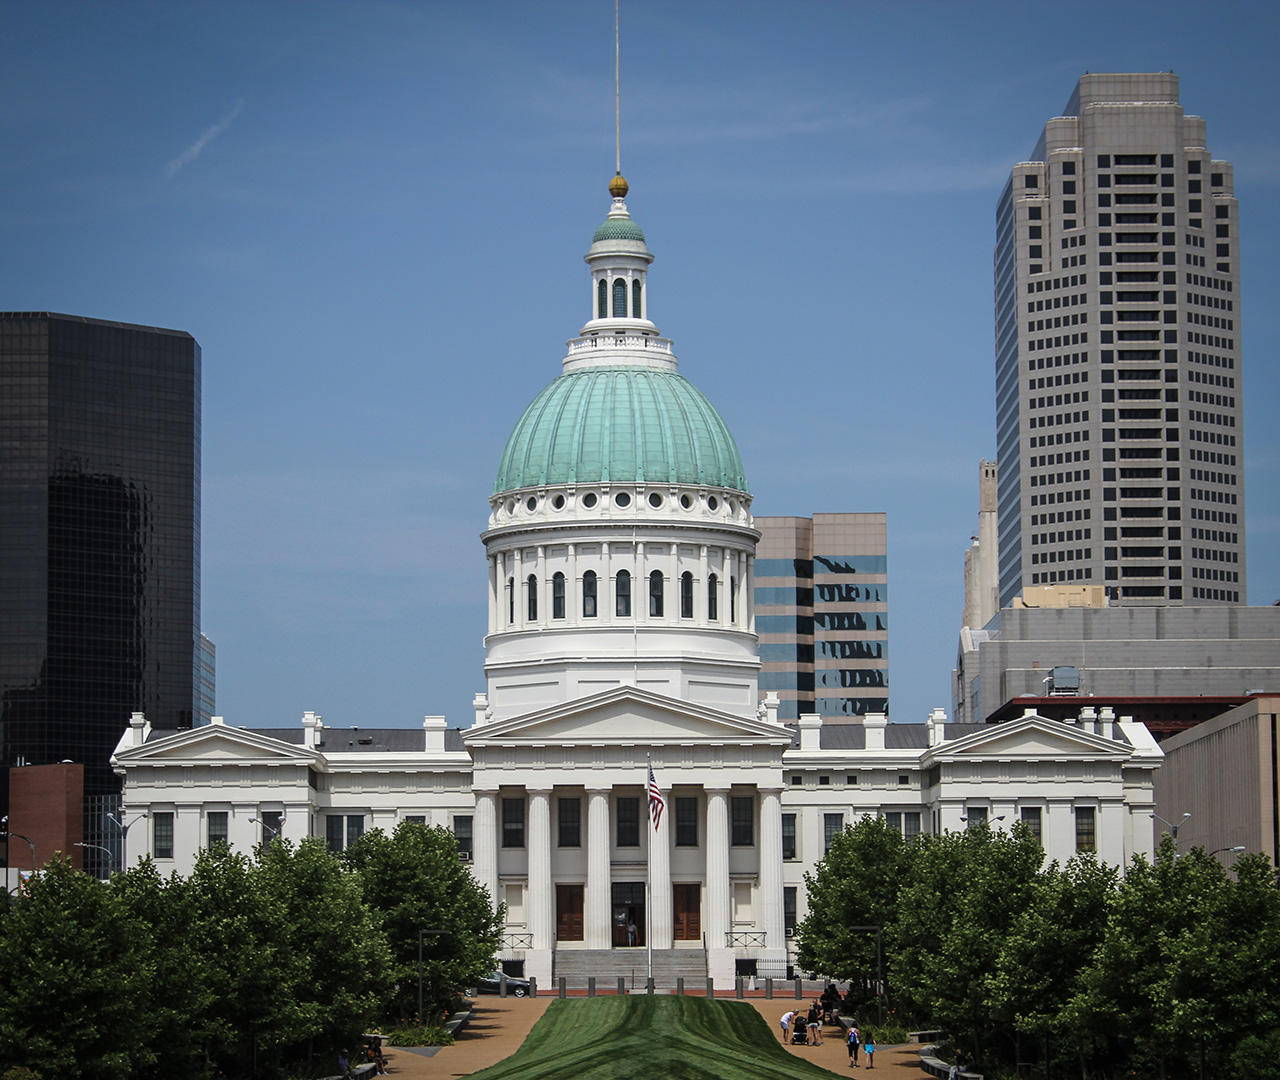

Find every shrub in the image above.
[379,1025,455,1047]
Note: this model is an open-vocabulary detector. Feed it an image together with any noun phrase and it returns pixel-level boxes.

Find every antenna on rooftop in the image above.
[615,0,622,177]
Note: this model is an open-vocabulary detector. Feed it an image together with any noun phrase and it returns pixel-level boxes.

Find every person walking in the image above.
[864,1031,876,1069]
[847,1024,861,1066]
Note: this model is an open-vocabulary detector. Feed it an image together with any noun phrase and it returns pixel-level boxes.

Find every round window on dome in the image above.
[615,492,632,508]
[583,492,598,509]
[680,493,693,510]
[708,496,719,511]
[552,494,566,510]
[648,493,662,509]
[526,496,537,512]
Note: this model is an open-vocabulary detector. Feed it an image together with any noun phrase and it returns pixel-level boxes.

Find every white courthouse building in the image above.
[114,176,1162,988]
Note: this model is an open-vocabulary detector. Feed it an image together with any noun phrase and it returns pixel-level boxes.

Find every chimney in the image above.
[423,715,447,753]
[301,711,324,750]
[210,715,225,726]
[1098,706,1115,738]
[864,712,887,751]
[763,692,780,726]
[128,711,150,748]
[927,708,948,747]
[798,712,821,752]
[473,693,490,728]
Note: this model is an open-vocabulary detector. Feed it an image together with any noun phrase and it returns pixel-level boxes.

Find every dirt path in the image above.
[379,995,925,1080]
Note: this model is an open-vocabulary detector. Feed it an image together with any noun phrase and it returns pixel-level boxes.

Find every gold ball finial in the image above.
[609,172,629,199]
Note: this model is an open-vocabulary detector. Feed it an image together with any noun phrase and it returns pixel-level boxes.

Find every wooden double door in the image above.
[673,883,701,941]
[556,884,584,941]
[556,881,700,943]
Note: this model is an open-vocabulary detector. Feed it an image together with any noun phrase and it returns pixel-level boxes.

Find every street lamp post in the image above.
[1,820,36,873]
[418,929,447,1026]
[1209,845,1247,859]
[1151,811,1191,856]
[249,816,283,842]
[75,842,115,867]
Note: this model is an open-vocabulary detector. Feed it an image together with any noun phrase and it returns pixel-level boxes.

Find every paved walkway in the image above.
[379,995,925,1079]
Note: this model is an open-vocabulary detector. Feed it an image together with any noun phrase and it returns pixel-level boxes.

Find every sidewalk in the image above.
[380,995,925,1079]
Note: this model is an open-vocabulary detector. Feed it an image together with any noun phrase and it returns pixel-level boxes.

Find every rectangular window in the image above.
[823,813,844,853]
[1076,806,1096,852]
[153,812,174,859]
[558,798,581,847]
[326,814,345,853]
[784,886,797,936]
[453,816,473,857]
[502,798,526,848]
[1020,806,1043,843]
[346,815,364,849]
[782,813,797,860]
[965,806,988,828]
[675,797,698,847]
[903,811,921,839]
[207,811,228,848]
[259,810,284,844]
[731,796,754,846]
[404,815,427,826]
[616,797,640,847]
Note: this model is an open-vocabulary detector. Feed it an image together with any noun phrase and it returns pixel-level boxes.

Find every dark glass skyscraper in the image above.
[0,312,200,801]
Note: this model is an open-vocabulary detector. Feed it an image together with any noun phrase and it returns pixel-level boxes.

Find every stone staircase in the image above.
[552,948,708,990]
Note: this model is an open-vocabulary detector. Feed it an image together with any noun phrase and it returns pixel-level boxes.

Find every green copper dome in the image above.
[592,218,647,243]
[494,366,748,494]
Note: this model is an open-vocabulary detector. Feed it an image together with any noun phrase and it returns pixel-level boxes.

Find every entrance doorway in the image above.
[673,883,701,941]
[612,882,644,947]
[556,884,584,941]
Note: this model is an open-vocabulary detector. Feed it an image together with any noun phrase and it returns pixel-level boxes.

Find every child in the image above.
[864,1031,876,1069]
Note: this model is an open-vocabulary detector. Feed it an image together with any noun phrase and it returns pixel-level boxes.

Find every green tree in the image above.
[795,815,908,995]
[891,823,1044,1062]
[991,852,1117,1071]
[0,857,156,1079]
[342,821,502,1022]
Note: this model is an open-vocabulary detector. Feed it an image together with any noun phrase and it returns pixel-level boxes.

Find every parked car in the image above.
[467,971,531,997]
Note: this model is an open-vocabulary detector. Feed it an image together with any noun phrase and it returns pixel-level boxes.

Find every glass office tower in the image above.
[0,312,201,802]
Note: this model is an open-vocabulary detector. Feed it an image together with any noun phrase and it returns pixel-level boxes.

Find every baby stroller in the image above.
[791,1027,810,1045]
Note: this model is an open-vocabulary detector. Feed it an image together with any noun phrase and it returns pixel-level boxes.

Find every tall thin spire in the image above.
[614,0,621,176]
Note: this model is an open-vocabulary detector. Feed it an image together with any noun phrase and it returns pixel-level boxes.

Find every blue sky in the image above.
[2,1,1277,729]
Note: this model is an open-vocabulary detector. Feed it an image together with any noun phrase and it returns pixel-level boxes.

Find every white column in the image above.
[473,789,498,904]
[527,789,553,949]
[746,554,755,632]
[603,541,612,624]
[537,544,547,626]
[568,543,578,627]
[587,788,612,948]
[698,545,709,626]
[704,788,731,950]
[488,555,497,634]
[758,788,785,955]
[514,548,525,628]
[649,794,673,949]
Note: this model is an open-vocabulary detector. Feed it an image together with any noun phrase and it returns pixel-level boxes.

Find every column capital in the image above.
[526,786,553,798]
[758,786,784,799]
[704,785,731,797]
[471,785,499,797]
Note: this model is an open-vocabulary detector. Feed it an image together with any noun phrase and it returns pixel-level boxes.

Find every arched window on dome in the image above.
[552,572,566,620]
[707,574,719,621]
[680,572,694,619]
[612,277,627,318]
[632,279,642,320]
[507,577,515,625]
[730,576,738,624]
[649,570,664,618]
[616,569,631,617]
[527,574,538,622]
[583,571,598,618]
[598,278,608,320]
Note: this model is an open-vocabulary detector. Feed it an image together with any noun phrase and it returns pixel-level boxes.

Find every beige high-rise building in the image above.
[995,74,1245,609]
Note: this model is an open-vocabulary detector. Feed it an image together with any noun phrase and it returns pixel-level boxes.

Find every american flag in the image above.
[647,765,665,830]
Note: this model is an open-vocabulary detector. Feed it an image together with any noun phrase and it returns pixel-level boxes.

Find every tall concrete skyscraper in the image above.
[0,313,201,807]
[995,74,1244,609]
[754,514,888,721]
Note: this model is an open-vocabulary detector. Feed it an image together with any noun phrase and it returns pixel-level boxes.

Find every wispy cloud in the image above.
[167,98,246,177]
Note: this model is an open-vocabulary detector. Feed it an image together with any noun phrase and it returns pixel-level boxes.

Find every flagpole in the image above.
[646,751,653,986]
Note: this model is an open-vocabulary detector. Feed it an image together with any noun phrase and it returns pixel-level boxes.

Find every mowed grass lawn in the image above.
[466,996,842,1080]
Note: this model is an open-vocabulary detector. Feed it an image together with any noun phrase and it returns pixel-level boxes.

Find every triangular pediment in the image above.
[115,724,319,765]
[464,686,792,747]
[928,714,1131,761]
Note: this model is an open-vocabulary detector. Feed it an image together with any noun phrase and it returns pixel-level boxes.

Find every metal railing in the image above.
[725,931,767,948]
[502,933,533,950]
